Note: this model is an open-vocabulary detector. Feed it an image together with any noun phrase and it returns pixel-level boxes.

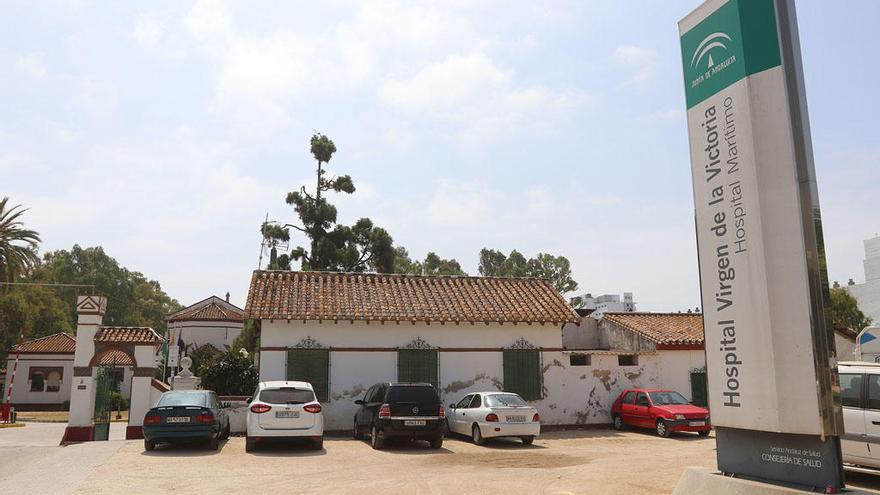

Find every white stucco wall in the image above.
[3,354,75,406]
[835,333,857,361]
[654,350,706,401]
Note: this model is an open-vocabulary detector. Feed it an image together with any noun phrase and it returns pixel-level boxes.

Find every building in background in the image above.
[575,292,637,318]
[845,235,880,328]
[165,294,245,366]
[563,312,708,405]
[2,333,135,410]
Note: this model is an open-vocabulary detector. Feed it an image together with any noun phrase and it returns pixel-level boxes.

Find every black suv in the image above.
[353,382,445,449]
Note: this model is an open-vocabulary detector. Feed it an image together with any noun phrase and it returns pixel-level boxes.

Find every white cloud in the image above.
[612,45,658,88]
[16,53,47,79]
[379,52,590,143]
[184,0,231,39]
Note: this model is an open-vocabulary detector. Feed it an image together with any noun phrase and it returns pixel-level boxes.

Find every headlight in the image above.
[675,414,685,420]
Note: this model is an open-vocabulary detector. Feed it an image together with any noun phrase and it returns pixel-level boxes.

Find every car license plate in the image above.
[507,415,526,423]
[276,411,300,418]
[689,421,706,427]
[404,420,426,426]
[166,416,190,423]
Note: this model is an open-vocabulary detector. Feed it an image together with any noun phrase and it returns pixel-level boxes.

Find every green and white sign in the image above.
[680,0,843,490]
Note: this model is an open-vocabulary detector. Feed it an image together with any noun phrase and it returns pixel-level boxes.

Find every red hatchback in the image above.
[610,389,711,437]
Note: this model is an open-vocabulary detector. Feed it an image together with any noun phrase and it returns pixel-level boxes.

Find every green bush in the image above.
[200,350,259,396]
[110,391,128,411]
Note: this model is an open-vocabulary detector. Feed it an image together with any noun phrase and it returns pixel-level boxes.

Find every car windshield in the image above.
[485,394,528,407]
[386,386,439,403]
[157,392,207,407]
[259,387,315,404]
[648,391,689,406]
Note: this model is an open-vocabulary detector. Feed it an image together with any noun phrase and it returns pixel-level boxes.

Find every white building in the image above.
[244,270,709,430]
[3,333,135,409]
[575,292,636,318]
[166,295,245,366]
[845,235,880,328]
[564,312,708,405]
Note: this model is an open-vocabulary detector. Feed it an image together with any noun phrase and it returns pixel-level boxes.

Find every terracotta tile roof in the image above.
[245,270,580,325]
[167,301,244,323]
[602,312,705,346]
[8,333,76,354]
[97,349,135,366]
[94,327,163,344]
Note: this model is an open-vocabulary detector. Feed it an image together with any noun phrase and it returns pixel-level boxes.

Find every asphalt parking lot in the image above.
[4,424,880,494]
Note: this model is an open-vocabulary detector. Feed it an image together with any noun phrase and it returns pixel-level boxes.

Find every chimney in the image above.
[833,281,840,288]
[848,278,855,286]
[225,292,230,303]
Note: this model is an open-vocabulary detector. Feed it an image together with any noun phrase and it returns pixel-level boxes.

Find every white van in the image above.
[839,361,880,469]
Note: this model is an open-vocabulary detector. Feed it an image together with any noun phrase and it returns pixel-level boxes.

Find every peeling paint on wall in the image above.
[542,359,565,373]
[592,369,612,391]
[442,373,492,394]
[331,384,365,401]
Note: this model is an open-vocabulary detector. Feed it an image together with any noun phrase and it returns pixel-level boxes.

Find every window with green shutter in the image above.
[287,348,330,402]
[503,349,542,401]
[397,349,439,389]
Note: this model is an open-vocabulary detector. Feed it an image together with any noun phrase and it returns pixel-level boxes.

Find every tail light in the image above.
[379,404,391,418]
[532,413,540,422]
[485,413,499,422]
[196,413,215,424]
[303,403,322,414]
[250,403,271,414]
[439,405,445,418]
[144,414,161,425]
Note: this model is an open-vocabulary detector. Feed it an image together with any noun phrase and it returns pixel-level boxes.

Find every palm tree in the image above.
[0,197,41,282]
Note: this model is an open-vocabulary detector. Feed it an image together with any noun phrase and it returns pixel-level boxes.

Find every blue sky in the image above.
[3,1,878,311]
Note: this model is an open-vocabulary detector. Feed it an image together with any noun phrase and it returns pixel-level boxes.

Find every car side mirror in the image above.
[449,403,456,409]
[354,399,364,405]
[245,397,253,404]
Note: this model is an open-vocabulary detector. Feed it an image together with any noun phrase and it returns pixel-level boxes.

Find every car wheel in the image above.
[208,435,220,450]
[221,424,230,440]
[472,424,484,446]
[698,430,710,437]
[371,424,385,450]
[245,436,257,453]
[312,436,324,450]
[429,437,443,449]
[521,436,535,445]
[656,419,671,438]
[612,415,624,431]
[144,439,155,451]
[354,418,363,440]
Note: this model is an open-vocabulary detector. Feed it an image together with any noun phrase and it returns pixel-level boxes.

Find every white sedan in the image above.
[446,392,540,445]
[246,381,324,452]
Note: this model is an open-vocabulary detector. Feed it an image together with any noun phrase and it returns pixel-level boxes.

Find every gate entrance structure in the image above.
[62,295,165,443]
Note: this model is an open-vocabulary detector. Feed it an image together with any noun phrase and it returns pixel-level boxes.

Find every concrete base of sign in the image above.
[674,467,873,495]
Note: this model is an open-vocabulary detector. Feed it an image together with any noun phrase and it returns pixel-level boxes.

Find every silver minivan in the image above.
[839,361,880,470]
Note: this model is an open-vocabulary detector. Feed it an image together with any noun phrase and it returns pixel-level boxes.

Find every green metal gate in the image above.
[287,349,330,402]
[397,349,439,389]
[502,349,542,401]
[690,370,708,407]
[93,366,113,441]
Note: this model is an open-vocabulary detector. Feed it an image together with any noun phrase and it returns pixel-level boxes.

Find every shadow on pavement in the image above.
[140,438,229,457]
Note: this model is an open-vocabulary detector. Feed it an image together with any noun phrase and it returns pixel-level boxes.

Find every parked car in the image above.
[838,361,880,469]
[246,381,325,452]
[447,391,540,445]
[610,388,710,437]
[143,390,230,451]
[353,382,444,450]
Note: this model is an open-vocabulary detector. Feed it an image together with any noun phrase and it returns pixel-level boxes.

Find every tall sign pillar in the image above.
[679,0,843,491]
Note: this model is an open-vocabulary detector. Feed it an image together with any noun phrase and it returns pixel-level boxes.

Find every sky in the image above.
[2,1,878,311]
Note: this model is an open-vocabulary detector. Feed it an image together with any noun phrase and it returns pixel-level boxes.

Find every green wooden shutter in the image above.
[397,349,439,389]
[503,349,541,401]
[287,348,330,402]
[690,371,708,407]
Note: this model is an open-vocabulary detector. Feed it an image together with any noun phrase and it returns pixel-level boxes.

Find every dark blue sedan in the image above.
[143,390,230,451]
